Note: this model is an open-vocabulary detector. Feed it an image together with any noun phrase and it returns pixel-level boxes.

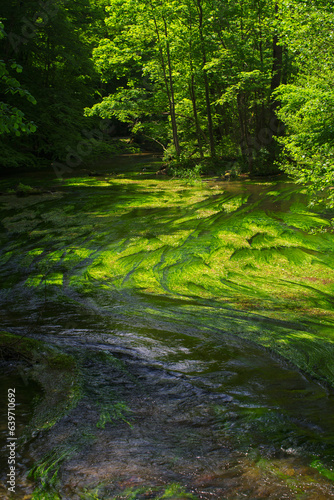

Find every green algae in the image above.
[1,166,334,388]
[310,460,334,481]
[24,346,141,499]
[78,483,197,500]
[96,402,133,429]
[29,447,75,499]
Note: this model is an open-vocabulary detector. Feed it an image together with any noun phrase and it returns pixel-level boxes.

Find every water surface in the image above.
[0,158,334,498]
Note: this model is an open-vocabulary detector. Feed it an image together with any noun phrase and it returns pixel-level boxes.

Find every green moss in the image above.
[29,447,76,500]
[1,169,334,387]
[310,460,334,481]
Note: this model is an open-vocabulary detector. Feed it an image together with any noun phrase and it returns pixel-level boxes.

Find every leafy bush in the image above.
[170,158,203,182]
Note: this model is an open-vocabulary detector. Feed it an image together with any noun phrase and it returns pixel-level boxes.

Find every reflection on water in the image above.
[1,304,334,498]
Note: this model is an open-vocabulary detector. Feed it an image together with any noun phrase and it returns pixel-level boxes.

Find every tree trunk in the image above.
[237,92,253,172]
[196,0,216,158]
[189,76,204,159]
[162,16,181,157]
[151,6,181,157]
[270,2,283,127]
[268,0,284,163]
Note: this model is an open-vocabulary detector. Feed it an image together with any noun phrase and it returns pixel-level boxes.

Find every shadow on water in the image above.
[1,158,334,498]
[0,373,43,498]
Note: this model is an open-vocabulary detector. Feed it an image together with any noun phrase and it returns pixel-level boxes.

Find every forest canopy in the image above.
[0,0,333,206]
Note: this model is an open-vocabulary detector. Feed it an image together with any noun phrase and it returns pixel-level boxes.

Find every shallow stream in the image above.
[1,156,334,499]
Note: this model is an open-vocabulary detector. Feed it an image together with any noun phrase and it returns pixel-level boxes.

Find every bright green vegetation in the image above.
[29,447,73,500]
[1,1,334,494]
[79,483,197,500]
[2,163,334,498]
[1,0,334,206]
[1,165,334,387]
[275,1,334,207]
[96,402,133,429]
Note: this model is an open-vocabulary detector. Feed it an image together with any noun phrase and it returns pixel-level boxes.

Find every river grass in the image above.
[1,157,334,498]
[1,160,334,386]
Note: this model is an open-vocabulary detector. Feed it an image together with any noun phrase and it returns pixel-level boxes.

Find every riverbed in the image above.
[1,156,334,499]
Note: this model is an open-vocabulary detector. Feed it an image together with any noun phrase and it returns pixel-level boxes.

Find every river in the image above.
[1,155,334,499]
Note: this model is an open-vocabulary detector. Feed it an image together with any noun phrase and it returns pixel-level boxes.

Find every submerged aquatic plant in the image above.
[96,401,133,429]
[78,483,197,500]
[159,483,197,499]
[29,447,77,499]
[1,163,334,499]
[310,459,334,481]
[1,168,334,386]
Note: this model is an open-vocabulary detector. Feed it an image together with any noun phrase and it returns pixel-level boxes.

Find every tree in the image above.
[3,0,332,189]
[0,21,36,136]
[87,0,282,168]
[274,0,334,207]
[0,1,108,168]
[86,0,182,155]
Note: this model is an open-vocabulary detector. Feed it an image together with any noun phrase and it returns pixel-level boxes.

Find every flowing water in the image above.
[1,156,334,499]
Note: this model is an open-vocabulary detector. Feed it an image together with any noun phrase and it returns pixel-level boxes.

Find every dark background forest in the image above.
[0,0,333,205]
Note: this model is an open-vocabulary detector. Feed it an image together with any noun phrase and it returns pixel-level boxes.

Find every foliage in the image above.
[274,0,334,207]
[16,182,34,193]
[169,157,203,182]
[0,1,110,168]
[0,139,37,168]
[1,0,334,200]
[0,22,36,136]
[86,0,280,168]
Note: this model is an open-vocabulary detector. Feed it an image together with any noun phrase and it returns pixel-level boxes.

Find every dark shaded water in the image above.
[0,373,42,496]
[1,301,334,499]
